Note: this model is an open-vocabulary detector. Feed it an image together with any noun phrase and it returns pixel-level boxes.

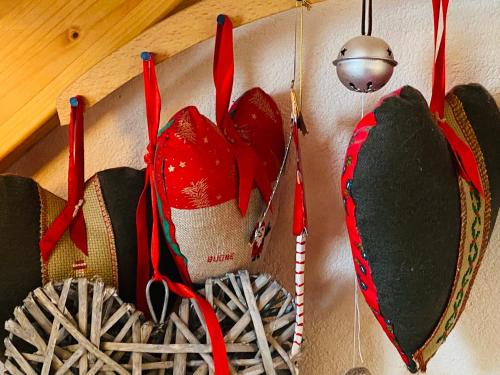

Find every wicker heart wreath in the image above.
[2,271,298,374]
[0,102,146,350]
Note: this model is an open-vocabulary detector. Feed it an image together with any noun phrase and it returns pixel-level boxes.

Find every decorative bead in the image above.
[359,264,366,275]
[346,179,353,195]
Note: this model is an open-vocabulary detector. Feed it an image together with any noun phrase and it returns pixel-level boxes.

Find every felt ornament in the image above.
[341,0,499,372]
[150,15,285,285]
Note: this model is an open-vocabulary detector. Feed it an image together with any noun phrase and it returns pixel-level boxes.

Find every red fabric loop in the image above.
[213,15,273,214]
[136,55,163,314]
[39,96,88,262]
[136,53,229,375]
[429,0,483,195]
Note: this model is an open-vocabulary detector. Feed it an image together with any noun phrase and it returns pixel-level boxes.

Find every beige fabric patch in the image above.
[171,189,271,283]
[39,176,118,288]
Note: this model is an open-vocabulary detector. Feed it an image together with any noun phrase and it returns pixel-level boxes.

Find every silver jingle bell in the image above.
[333,35,397,93]
[344,367,373,375]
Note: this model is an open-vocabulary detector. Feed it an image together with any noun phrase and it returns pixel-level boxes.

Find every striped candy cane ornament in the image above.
[292,232,307,357]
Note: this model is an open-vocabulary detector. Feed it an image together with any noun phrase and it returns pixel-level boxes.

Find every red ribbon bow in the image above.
[39,96,88,262]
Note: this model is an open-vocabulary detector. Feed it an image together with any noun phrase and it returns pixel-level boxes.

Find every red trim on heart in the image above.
[341,105,412,366]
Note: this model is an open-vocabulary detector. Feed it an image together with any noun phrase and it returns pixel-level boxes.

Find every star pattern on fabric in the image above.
[251,113,257,119]
[203,136,209,143]
[168,165,175,172]
[179,161,186,168]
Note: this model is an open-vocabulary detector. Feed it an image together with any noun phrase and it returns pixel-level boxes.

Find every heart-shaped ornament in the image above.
[0,167,148,351]
[153,16,285,284]
[341,1,499,371]
[342,85,499,372]
[155,88,284,283]
[2,271,299,374]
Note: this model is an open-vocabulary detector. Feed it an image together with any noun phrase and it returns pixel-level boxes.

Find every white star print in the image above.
[168,165,175,172]
[179,161,186,168]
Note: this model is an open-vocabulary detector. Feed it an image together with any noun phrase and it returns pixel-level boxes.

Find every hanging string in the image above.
[361,0,373,36]
[292,2,298,89]
[361,93,365,118]
[299,1,304,109]
[352,94,366,368]
[292,0,309,109]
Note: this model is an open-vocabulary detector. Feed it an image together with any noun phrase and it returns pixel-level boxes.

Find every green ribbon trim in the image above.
[158,119,174,137]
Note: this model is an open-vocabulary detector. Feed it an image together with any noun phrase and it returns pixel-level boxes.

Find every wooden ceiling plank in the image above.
[56,0,325,125]
[0,0,185,169]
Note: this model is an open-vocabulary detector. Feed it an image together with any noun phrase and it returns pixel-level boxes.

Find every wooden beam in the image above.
[0,0,185,169]
[56,0,325,125]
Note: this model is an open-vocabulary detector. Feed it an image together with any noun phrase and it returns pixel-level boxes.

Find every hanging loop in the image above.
[146,278,169,324]
[361,0,373,36]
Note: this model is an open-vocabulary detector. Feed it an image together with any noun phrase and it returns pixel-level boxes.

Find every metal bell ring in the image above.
[333,35,397,93]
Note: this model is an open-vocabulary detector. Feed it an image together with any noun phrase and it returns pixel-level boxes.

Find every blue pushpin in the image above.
[217,14,226,25]
[141,51,152,61]
[70,97,78,107]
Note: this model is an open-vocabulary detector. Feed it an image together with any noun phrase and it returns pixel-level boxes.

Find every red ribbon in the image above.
[429,0,484,196]
[214,15,272,215]
[292,124,308,236]
[135,52,229,375]
[135,53,163,314]
[39,96,88,262]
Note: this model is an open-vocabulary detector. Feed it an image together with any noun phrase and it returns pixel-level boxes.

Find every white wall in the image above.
[7,1,499,374]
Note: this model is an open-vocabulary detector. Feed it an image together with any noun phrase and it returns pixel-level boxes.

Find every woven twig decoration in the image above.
[2,271,298,374]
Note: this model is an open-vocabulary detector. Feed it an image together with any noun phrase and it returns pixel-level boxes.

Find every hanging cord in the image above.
[292,0,310,109]
[361,0,373,36]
